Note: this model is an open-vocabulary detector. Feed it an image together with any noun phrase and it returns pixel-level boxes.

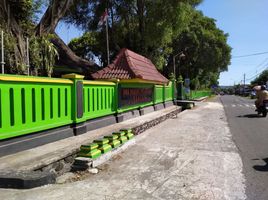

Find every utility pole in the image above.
[243,73,246,95]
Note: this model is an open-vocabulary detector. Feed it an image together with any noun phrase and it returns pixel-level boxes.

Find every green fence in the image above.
[165,82,173,101]
[82,81,116,120]
[0,75,175,140]
[155,85,165,104]
[0,74,73,140]
[190,90,212,100]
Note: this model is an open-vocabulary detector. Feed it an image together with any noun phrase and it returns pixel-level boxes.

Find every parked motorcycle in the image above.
[257,100,268,117]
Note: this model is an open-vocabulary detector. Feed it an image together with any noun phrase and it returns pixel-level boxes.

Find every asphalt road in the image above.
[220,95,268,200]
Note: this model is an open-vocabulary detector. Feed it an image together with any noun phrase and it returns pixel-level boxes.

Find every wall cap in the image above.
[62,73,84,79]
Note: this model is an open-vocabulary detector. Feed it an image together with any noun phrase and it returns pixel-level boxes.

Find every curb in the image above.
[0,171,56,189]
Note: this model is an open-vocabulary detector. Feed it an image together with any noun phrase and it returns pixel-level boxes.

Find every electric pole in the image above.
[243,73,246,95]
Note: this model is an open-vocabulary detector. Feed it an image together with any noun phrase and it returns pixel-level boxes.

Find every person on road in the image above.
[255,85,268,109]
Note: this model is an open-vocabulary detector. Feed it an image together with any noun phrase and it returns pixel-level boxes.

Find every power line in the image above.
[244,57,268,75]
[246,66,268,81]
[233,51,268,58]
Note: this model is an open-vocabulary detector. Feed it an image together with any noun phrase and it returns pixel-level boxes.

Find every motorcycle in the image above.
[257,100,268,117]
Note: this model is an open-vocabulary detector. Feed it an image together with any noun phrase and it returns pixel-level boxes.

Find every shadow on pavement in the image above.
[253,158,268,172]
[237,114,263,118]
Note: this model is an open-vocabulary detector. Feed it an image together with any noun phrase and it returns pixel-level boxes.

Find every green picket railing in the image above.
[0,74,73,140]
[165,82,173,101]
[155,85,165,104]
[190,90,212,100]
[0,74,175,140]
[82,81,116,120]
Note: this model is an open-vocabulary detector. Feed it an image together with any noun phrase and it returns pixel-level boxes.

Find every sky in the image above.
[197,0,268,86]
[56,0,268,86]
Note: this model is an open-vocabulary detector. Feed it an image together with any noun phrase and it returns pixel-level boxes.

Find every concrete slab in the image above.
[139,105,155,115]
[116,109,140,123]
[85,115,117,132]
[154,103,165,111]
[164,100,174,108]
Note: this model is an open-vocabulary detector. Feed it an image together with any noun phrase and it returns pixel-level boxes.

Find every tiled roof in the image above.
[91,48,169,84]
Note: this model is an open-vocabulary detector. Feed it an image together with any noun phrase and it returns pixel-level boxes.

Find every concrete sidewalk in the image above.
[0,99,246,200]
[0,105,179,173]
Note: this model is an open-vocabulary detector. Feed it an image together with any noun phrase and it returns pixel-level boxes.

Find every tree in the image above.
[251,70,268,85]
[166,10,231,89]
[0,0,97,77]
[68,0,203,67]
[0,0,34,73]
[30,35,59,77]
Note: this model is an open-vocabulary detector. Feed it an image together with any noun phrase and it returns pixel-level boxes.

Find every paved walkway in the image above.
[0,99,246,200]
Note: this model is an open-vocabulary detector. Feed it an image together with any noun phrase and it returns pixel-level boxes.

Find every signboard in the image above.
[184,78,191,98]
[184,78,190,87]
[119,86,153,108]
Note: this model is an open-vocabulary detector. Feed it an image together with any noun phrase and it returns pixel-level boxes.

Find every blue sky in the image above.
[197,0,268,86]
[56,0,268,86]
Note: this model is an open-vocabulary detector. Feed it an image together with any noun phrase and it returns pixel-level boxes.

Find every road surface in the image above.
[221,95,268,200]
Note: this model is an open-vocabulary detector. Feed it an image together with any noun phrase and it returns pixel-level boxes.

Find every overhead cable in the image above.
[233,51,268,58]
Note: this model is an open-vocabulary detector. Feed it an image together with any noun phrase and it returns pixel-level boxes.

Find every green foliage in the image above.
[1,31,17,72]
[169,10,231,89]
[251,70,268,85]
[0,0,46,74]
[68,32,101,61]
[30,35,59,77]
[1,0,231,87]
[67,0,203,68]
[67,0,230,89]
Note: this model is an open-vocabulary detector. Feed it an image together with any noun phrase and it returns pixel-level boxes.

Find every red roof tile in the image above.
[91,48,169,84]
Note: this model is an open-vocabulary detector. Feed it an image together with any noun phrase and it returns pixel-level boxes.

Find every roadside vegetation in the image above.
[0,0,231,89]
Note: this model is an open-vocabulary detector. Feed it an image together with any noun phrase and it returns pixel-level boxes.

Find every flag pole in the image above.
[1,30,4,74]
[105,9,110,65]
[26,37,30,75]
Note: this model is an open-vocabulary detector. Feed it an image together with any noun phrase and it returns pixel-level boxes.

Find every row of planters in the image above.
[78,129,134,159]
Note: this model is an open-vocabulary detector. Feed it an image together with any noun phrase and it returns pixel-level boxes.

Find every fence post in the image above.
[115,79,120,113]
[177,75,184,100]
[163,84,166,103]
[172,80,177,100]
[62,74,86,135]
[153,84,156,105]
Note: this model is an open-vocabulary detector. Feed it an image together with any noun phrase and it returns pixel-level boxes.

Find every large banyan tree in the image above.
[0,0,97,77]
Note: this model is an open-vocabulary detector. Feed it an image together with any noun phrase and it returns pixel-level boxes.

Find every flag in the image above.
[98,9,108,26]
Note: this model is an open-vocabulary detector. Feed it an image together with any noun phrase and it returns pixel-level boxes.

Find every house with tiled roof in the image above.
[92,48,169,85]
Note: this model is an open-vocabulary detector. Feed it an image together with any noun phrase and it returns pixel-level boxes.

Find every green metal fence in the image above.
[164,82,173,101]
[0,74,175,140]
[0,75,73,140]
[190,90,212,100]
[82,81,116,120]
[155,85,165,104]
